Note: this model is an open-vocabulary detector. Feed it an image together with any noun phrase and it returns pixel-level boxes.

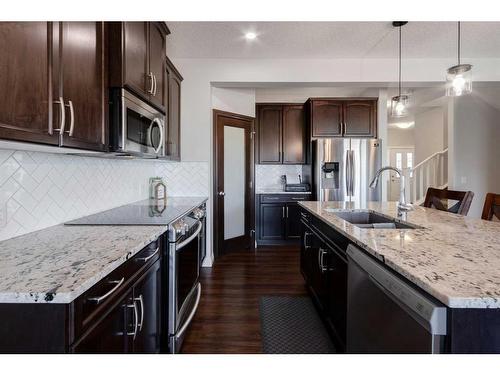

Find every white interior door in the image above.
[388,147,414,201]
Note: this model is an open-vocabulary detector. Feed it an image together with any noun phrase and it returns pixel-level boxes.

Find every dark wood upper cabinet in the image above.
[164,56,183,161]
[310,100,343,137]
[58,22,107,151]
[148,23,166,110]
[309,99,377,138]
[283,105,306,164]
[343,100,377,137]
[109,22,170,112]
[258,105,282,164]
[0,22,58,145]
[123,22,149,98]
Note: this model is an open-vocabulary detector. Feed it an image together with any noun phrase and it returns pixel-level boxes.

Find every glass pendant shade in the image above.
[446,64,472,96]
[391,94,409,118]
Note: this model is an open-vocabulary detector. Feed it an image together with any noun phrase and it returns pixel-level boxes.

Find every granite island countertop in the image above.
[0,196,207,304]
[299,201,500,309]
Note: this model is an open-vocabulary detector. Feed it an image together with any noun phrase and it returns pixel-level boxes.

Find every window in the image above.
[396,152,402,175]
[407,152,413,177]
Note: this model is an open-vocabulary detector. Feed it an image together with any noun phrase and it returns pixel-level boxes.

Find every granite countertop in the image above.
[299,201,500,309]
[0,197,207,304]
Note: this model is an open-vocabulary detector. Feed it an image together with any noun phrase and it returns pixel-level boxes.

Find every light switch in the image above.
[460,176,467,184]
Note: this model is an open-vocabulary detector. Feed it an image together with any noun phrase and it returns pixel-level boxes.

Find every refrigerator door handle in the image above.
[350,150,355,196]
[345,150,351,196]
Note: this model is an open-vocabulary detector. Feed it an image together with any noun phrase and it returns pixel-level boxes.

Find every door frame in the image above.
[213,109,255,259]
[387,146,415,201]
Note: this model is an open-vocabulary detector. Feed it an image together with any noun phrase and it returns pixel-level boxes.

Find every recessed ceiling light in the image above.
[245,32,257,40]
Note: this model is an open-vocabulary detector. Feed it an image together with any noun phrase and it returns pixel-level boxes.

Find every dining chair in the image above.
[481,193,500,221]
[423,187,474,216]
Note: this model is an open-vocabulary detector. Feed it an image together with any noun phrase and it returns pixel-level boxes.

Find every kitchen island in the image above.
[298,200,500,353]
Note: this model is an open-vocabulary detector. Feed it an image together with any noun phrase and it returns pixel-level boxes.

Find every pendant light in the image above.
[446,22,472,96]
[391,21,409,118]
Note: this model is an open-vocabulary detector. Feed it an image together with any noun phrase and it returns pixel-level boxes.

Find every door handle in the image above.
[147,72,154,94]
[134,295,144,332]
[53,97,66,135]
[65,100,75,137]
[218,191,225,196]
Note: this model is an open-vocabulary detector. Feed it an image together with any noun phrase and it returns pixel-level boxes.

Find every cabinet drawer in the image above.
[72,240,161,340]
[260,194,310,203]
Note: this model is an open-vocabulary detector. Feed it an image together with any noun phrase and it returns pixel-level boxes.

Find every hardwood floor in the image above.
[181,245,307,354]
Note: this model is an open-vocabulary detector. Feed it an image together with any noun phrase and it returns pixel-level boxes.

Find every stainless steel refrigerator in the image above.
[312,138,382,202]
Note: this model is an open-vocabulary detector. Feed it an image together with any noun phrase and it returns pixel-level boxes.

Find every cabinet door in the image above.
[259,203,285,240]
[311,100,343,137]
[327,247,348,348]
[308,233,330,313]
[59,22,107,151]
[123,22,149,98]
[285,203,302,239]
[165,61,182,160]
[148,23,166,110]
[343,100,376,137]
[133,260,161,353]
[0,22,58,145]
[72,291,133,353]
[283,105,306,164]
[258,105,282,164]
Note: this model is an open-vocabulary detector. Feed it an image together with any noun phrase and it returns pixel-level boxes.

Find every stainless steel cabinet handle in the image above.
[127,301,138,339]
[303,232,311,249]
[282,206,285,218]
[286,206,289,218]
[318,248,328,273]
[88,277,125,304]
[147,72,154,94]
[65,100,75,136]
[134,295,144,332]
[53,97,66,135]
[136,246,159,263]
[152,74,157,96]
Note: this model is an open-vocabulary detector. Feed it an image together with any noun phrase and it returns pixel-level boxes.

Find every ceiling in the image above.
[165,22,500,59]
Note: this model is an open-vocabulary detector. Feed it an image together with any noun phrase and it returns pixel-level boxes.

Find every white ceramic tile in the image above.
[255,164,303,191]
[0,149,210,242]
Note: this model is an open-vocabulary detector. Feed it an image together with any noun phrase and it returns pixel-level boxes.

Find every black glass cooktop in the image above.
[65,197,207,226]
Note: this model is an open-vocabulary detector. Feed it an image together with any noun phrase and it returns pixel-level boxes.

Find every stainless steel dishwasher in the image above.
[346,244,447,353]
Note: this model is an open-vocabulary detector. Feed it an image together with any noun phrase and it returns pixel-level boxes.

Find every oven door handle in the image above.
[175,283,201,339]
[176,221,203,251]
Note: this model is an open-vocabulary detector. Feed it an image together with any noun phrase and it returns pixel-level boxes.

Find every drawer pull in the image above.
[88,277,125,304]
[136,246,159,262]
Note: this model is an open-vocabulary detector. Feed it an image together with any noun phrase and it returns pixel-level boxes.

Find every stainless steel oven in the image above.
[167,215,202,353]
[110,88,165,158]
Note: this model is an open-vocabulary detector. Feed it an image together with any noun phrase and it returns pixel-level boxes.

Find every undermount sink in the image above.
[328,210,421,230]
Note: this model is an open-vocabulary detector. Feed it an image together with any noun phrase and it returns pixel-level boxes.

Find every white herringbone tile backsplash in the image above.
[0,149,209,241]
[255,164,303,191]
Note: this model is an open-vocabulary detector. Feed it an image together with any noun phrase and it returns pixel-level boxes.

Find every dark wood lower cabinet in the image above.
[256,194,310,246]
[0,239,163,353]
[73,291,133,353]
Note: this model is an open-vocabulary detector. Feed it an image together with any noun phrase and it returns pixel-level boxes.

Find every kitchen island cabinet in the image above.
[299,201,500,353]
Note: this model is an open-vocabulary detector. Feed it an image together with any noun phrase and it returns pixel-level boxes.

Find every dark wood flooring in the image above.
[181,245,307,354]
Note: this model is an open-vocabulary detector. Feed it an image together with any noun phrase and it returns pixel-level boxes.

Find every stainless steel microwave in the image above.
[110,89,165,158]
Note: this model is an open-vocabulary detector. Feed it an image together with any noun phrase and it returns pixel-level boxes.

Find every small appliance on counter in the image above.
[282,173,311,192]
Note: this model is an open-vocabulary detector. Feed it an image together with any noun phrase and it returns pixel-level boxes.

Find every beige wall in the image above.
[388,127,415,148]
[414,107,445,165]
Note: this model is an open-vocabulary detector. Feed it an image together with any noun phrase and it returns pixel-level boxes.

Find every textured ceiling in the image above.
[165,21,500,59]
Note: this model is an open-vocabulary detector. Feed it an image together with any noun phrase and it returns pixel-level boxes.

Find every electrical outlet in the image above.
[0,203,6,228]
